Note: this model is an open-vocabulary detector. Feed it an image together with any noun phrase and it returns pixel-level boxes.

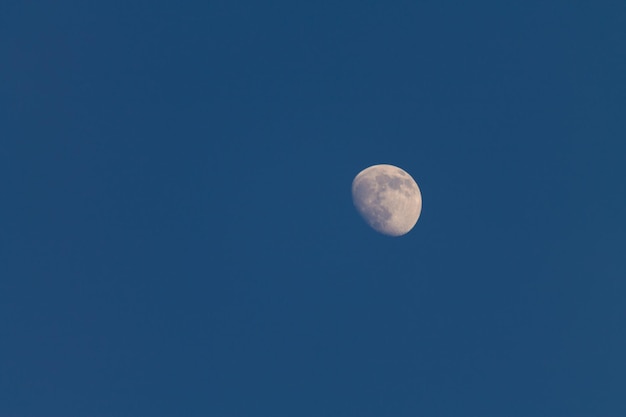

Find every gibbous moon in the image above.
[352,164,422,236]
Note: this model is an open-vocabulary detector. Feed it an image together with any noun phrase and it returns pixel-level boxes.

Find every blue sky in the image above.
[2,1,625,416]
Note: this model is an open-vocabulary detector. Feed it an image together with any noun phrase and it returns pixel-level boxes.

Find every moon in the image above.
[352,164,422,236]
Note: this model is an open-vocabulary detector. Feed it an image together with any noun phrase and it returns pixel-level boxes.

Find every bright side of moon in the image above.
[352,164,422,237]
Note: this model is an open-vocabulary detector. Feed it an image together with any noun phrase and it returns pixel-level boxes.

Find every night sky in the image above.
[2,1,626,416]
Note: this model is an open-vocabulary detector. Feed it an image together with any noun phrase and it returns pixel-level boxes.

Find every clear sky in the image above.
[2,1,625,416]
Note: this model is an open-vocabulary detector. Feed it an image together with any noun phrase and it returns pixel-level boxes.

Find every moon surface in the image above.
[352,164,422,236]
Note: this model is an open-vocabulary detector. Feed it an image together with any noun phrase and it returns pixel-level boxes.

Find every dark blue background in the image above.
[2,1,625,416]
